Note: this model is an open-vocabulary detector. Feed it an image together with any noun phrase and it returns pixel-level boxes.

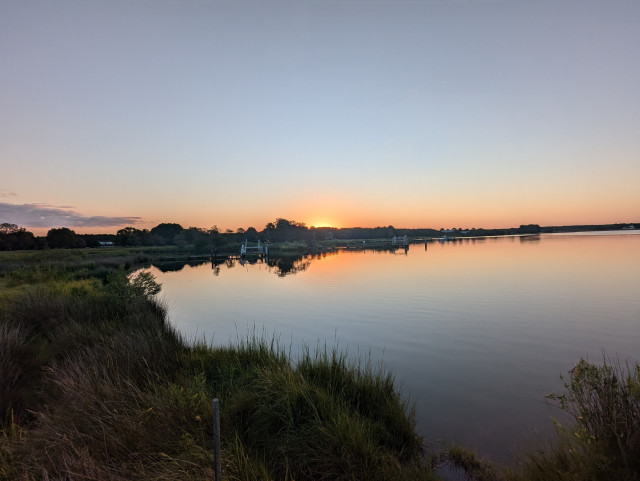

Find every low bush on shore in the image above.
[510,357,640,481]
[439,358,640,481]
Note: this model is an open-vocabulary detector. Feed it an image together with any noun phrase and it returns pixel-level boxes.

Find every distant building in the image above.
[98,241,115,247]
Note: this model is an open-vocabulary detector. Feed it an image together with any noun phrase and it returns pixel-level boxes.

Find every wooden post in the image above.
[213,398,221,480]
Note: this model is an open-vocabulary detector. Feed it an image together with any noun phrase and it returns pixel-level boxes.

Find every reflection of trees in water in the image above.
[267,255,311,277]
[426,237,488,247]
[519,234,541,243]
[207,255,314,277]
[268,251,344,277]
[238,257,263,267]
[151,260,208,273]
[153,250,345,278]
[212,264,221,276]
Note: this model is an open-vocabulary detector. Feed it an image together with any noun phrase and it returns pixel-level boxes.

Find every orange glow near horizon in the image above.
[307,219,339,229]
[18,195,640,238]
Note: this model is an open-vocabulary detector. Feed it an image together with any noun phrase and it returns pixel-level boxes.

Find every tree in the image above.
[116,227,150,246]
[0,224,36,250]
[0,223,21,234]
[46,227,86,249]
[519,224,541,234]
[245,227,259,242]
[208,226,221,246]
[267,218,309,242]
[149,223,184,244]
[173,227,209,249]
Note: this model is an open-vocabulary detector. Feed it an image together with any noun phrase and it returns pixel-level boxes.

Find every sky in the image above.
[1,0,639,235]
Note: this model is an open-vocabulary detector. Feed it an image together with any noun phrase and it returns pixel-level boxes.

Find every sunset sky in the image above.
[1,0,639,235]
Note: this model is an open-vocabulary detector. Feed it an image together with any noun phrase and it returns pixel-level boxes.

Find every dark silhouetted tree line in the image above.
[0,223,39,250]
[114,224,212,248]
[2,219,637,251]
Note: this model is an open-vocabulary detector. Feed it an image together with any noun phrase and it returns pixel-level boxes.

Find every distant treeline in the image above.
[0,220,637,251]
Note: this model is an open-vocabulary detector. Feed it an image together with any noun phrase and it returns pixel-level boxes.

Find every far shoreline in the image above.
[1,220,638,252]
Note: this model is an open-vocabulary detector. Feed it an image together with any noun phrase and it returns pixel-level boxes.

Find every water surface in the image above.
[150,232,640,464]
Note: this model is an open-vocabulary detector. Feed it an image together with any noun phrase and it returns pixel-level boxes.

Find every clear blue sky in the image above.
[1,0,639,234]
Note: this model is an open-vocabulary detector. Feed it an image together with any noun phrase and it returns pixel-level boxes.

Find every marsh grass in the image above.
[219,343,432,480]
[441,444,504,481]
[267,240,308,254]
[181,335,436,480]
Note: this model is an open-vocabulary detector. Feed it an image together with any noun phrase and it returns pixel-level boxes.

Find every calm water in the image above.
[148,232,640,464]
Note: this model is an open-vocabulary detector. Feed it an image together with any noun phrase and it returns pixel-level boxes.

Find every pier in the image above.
[334,236,410,252]
[240,239,268,257]
[391,235,408,246]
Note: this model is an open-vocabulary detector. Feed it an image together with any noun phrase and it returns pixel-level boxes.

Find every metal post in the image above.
[213,398,221,480]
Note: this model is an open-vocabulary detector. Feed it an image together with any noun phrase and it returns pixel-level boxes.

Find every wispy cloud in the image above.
[0,203,143,229]
[0,191,18,198]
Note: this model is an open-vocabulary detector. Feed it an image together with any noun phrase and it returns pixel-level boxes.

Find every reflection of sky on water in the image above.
[152,232,640,465]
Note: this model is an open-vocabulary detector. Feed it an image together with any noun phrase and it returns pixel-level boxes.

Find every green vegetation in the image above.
[442,444,502,481]
[0,249,436,480]
[511,358,640,481]
[438,359,640,481]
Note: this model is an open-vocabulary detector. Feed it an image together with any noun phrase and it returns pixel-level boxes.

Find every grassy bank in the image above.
[0,249,436,480]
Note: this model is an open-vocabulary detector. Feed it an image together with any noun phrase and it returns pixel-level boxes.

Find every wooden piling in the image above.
[213,398,221,480]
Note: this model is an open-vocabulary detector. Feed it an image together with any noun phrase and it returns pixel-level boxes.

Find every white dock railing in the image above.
[240,239,268,256]
[391,235,408,246]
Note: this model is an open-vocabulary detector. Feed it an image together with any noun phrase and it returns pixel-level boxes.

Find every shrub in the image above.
[515,358,640,481]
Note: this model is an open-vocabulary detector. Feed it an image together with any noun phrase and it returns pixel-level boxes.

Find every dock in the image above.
[240,239,268,257]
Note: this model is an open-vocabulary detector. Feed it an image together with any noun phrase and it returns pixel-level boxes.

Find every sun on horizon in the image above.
[307,219,339,229]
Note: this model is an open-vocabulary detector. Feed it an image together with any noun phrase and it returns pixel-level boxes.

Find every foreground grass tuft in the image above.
[440,445,501,481]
